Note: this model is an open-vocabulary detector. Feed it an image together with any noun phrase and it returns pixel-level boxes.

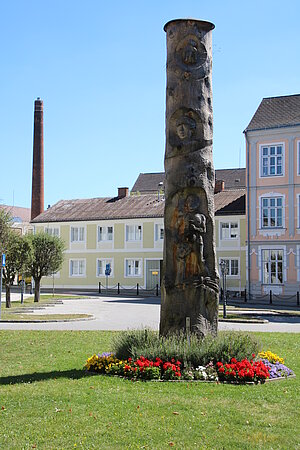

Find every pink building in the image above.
[244,94,300,296]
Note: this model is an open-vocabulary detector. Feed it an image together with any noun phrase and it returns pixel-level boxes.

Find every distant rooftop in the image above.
[0,205,31,223]
[245,94,300,132]
[131,169,245,193]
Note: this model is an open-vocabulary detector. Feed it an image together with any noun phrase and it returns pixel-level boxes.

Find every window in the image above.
[261,144,283,177]
[98,226,113,242]
[126,225,142,241]
[45,227,59,237]
[220,222,238,240]
[71,226,85,242]
[70,259,85,277]
[261,197,283,228]
[155,224,164,241]
[125,259,142,277]
[220,259,239,276]
[97,259,113,277]
[262,249,283,284]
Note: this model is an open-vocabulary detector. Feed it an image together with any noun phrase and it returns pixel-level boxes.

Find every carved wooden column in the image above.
[160,19,219,336]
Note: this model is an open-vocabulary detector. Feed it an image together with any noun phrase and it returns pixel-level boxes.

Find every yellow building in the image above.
[32,174,246,294]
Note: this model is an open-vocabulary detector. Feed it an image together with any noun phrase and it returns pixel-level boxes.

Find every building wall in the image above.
[36,213,247,293]
[246,126,300,295]
[37,218,164,290]
[215,214,247,292]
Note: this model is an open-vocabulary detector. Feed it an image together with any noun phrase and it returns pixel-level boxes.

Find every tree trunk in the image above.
[34,278,41,302]
[5,284,11,308]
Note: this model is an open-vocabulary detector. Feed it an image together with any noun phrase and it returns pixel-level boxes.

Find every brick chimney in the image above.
[214,179,225,194]
[118,187,129,198]
[31,98,44,220]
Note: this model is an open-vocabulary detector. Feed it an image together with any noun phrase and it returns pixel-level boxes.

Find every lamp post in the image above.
[219,259,227,318]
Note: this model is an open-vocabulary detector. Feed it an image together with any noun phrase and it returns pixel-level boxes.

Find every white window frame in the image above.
[155,224,164,241]
[125,258,142,277]
[126,224,142,242]
[219,258,240,277]
[97,225,113,242]
[260,195,284,229]
[69,259,86,277]
[259,143,284,178]
[297,140,300,176]
[261,249,283,285]
[96,258,114,277]
[70,226,85,243]
[44,226,60,237]
[220,221,239,240]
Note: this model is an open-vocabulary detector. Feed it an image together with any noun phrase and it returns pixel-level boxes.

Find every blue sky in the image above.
[1,0,299,208]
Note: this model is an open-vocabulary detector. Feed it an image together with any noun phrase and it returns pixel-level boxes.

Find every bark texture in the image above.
[160,19,219,336]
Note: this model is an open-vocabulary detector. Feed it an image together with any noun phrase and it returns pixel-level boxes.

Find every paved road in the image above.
[0,295,300,332]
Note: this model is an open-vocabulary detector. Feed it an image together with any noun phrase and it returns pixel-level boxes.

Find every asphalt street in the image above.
[0,294,300,332]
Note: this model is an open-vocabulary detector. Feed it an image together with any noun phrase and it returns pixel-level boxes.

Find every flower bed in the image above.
[84,351,295,384]
[216,357,270,383]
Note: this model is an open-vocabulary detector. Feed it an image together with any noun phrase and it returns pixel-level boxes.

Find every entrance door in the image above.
[146,260,161,289]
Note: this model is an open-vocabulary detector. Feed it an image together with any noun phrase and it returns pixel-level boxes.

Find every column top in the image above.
[164,18,215,32]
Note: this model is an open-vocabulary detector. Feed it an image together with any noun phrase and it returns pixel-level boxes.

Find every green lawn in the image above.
[0,295,92,322]
[0,331,299,449]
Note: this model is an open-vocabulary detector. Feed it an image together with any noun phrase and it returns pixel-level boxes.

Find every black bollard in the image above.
[98,282,101,294]
[269,290,272,305]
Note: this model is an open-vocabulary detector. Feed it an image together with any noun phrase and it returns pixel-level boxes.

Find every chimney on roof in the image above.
[31,98,44,220]
[214,179,225,193]
[118,187,129,198]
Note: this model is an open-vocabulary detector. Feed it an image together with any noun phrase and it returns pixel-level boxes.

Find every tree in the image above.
[0,208,12,253]
[25,232,65,302]
[2,231,32,308]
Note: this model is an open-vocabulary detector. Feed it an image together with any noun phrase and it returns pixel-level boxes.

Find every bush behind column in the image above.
[112,329,261,367]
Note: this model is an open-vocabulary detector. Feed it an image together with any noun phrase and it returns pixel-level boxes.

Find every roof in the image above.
[245,94,300,132]
[31,195,165,223]
[0,205,31,223]
[31,188,245,224]
[131,173,166,193]
[214,189,245,215]
[131,169,245,192]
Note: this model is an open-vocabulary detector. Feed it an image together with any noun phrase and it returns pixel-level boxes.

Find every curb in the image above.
[0,316,95,323]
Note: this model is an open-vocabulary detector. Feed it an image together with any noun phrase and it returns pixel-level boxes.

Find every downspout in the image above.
[244,131,251,299]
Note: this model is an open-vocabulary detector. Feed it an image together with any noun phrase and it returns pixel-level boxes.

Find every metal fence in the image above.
[221,288,300,308]
[98,282,160,297]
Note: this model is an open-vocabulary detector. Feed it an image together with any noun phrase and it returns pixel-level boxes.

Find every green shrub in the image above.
[112,330,261,368]
[111,328,159,360]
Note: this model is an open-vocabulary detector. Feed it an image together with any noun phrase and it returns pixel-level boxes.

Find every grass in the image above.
[0,331,299,449]
[0,294,91,322]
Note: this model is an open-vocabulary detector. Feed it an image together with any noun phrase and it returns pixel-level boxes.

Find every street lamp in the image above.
[219,259,227,318]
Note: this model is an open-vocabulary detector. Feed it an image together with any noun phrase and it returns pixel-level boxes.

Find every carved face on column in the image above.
[176,116,196,141]
[168,108,206,156]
